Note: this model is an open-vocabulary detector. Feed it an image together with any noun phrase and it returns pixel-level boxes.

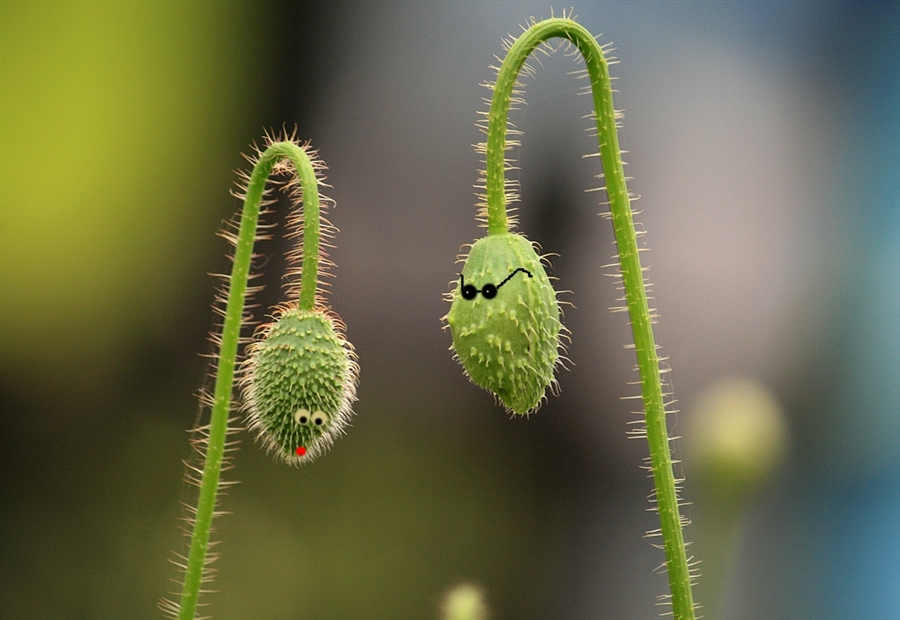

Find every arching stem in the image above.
[176,140,321,619]
[485,18,696,619]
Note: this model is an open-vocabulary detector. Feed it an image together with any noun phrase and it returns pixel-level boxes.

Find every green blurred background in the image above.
[2,2,898,619]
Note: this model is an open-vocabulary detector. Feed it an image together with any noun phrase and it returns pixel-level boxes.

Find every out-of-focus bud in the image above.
[684,377,789,508]
[441,583,489,620]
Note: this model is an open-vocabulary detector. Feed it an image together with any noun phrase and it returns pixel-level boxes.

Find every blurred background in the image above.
[2,2,897,618]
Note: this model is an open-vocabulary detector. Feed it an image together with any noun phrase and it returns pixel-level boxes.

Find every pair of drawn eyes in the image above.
[294,408,328,427]
[459,267,532,300]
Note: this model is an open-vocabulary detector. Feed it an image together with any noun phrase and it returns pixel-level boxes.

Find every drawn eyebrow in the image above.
[459,267,533,300]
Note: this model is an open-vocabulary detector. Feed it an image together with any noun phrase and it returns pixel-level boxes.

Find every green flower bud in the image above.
[447,232,562,414]
[244,307,358,465]
[684,377,788,507]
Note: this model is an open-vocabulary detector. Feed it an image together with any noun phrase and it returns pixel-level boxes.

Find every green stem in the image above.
[176,140,321,620]
[485,18,695,619]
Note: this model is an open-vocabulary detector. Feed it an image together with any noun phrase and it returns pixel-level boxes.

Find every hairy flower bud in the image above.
[447,232,561,414]
[244,307,358,465]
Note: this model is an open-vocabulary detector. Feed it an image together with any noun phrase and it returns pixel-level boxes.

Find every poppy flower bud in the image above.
[447,232,561,414]
[244,307,358,464]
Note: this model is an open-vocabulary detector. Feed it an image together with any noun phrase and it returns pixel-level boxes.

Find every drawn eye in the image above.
[461,283,477,300]
[294,409,310,425]
[481,283,497,299]
[312,411,328,426]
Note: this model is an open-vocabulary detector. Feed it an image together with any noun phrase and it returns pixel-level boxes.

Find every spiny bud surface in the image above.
[245,307,357,465]
[447,232,561,414]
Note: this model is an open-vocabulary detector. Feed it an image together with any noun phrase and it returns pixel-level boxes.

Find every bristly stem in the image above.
[175,140,321,620]
[484,17,696,619]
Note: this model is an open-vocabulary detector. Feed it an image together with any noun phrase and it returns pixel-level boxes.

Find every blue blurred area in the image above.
[807,4,900,617]
[1,2,897,618]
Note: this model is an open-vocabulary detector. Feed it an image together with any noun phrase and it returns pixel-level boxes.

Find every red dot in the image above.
[295,446,307,456]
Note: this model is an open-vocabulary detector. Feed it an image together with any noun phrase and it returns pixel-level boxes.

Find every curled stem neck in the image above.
[484,17,696,619]
[255,141,322,311]
[176,140,322,620]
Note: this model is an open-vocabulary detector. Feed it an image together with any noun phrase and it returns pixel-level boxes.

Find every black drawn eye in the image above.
[294,409,310,425]
[458,268,532,301]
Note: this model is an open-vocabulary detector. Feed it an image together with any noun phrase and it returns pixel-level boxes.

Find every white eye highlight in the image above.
[312,411,328,427]
[294,409,310,425]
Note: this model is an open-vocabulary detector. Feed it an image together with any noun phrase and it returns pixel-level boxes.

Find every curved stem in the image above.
[485,18,695,619]
[177,140,320,620]
[293,147,321,312]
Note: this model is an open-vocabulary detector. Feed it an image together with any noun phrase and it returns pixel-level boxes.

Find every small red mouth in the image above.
[295,446,307,456]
